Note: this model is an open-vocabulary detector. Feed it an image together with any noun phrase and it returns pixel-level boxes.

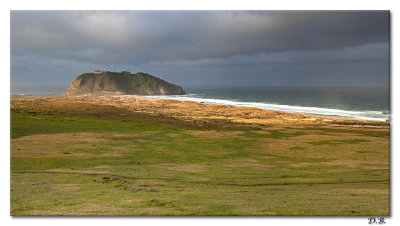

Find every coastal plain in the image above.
[10,95,390,216]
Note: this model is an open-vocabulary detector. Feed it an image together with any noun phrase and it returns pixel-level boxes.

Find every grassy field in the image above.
[10,99,390,216]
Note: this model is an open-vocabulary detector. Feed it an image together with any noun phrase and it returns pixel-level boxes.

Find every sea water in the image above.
[11,85,390,122]
[11,85,66,96]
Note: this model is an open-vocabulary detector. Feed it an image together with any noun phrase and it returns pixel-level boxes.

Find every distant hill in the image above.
[64,71,186,95]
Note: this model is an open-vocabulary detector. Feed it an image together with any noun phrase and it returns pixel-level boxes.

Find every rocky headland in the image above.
[64,71,186,95]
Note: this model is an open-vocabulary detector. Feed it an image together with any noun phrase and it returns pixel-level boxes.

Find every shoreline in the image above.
[11,93,389,122]
[143,94,389,122]
[10,94,390,128]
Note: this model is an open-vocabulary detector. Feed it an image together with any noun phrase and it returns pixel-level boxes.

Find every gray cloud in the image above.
[142,42,389,67]
[11,11,389,64]
[11,11,389,87]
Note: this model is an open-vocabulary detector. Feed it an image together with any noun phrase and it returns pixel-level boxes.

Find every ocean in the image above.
[11,85,68,96]
[11,85,390,122]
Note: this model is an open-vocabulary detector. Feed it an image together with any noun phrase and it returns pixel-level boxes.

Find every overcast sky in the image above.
[11,11,389,88]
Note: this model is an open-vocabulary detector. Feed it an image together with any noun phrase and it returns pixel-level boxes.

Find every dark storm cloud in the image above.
[142,42,388,67]
[11,11,389,64]
[10,11,389,87]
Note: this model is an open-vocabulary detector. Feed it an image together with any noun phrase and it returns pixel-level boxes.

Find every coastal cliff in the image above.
[64,71,186,95]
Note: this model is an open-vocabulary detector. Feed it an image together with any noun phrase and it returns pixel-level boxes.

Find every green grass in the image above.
[243,130,305,139]
[308,139,371,146]
[296,127,390,139]
[10,101,390,216]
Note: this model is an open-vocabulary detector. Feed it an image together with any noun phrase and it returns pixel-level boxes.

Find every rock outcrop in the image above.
[64,71,186,95]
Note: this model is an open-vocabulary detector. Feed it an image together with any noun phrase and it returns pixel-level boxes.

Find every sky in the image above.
[10,10,390,88]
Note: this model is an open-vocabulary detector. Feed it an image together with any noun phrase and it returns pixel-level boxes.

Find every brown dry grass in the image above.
[185,130,244,138]
[11,132,161,158]
[156,164,208,173]
[53,184,81,192]
[11,95,389,127]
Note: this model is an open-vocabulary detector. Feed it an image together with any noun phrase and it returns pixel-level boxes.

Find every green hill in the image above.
[64,71,186,95]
